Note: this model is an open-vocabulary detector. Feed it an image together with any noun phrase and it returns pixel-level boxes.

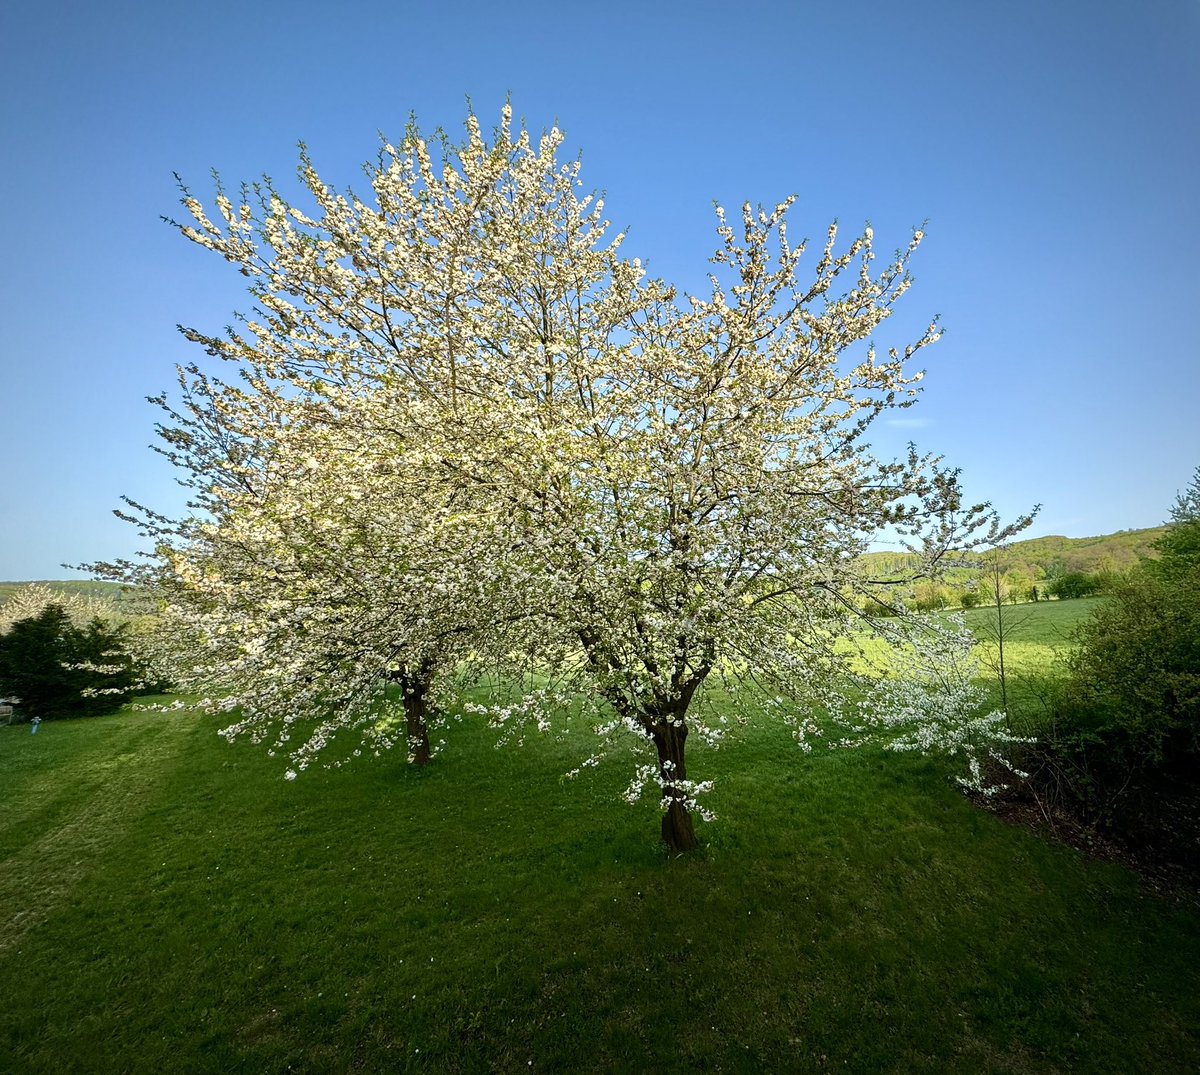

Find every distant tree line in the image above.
[863,571,1114,616]
[854,526,1173,616]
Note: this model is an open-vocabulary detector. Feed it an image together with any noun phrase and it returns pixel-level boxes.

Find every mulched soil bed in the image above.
[983,778,1200,906]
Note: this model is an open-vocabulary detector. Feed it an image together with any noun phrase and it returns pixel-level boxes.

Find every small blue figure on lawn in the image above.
[30,716,41,735]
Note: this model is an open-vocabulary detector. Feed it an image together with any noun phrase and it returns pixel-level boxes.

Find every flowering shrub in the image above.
[843,613,1028,796]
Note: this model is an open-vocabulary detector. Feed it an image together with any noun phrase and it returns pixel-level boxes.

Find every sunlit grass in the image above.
[963,597,1103,670]
[958,597,1104,730]
[2,687,1197,1072]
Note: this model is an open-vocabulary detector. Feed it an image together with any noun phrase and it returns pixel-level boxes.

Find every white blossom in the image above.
[843,612,1029,796]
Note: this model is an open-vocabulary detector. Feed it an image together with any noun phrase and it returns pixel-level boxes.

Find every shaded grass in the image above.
[2,698,1198,1073]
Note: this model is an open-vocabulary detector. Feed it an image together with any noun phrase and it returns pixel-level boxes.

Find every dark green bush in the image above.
[1047,572,1104,600]
[0,604,142,719]
[1070,577,1198,760]
[860,597,902,618]
[1033,520,1200,826]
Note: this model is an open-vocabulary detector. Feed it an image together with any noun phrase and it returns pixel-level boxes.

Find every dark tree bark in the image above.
[651,714,698,852]
[396,666,433,766]
[581,626,710,852]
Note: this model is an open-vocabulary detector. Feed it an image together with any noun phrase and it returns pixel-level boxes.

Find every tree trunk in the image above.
[399,671,432,767]
[651,715,698,853]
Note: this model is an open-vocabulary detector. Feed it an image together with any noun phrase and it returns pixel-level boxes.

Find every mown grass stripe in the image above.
[0,716,189,953]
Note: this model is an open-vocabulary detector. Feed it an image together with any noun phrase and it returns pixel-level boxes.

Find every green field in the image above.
[3,677,1198,1072]
[960,597,1103,727]
[962,597,1104,663]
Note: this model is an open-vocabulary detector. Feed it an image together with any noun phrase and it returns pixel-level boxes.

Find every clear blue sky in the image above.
[2,0,1197,580]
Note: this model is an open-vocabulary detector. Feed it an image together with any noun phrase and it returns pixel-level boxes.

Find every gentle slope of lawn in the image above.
[2,699,1198,1073]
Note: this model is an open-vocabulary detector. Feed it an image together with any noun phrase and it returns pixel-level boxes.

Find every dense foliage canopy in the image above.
[1044,469,1200,822]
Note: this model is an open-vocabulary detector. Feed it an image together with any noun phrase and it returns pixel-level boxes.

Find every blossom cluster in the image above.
[842,612,1030,795]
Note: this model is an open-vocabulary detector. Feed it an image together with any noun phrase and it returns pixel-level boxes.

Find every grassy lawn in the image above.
[962,597,1105,671]
[2,690,1198,1073]
[959,598,1105,728]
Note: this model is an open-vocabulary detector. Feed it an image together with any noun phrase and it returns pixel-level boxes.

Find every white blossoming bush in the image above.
[0,584,121,635]
[844,612,1029,796]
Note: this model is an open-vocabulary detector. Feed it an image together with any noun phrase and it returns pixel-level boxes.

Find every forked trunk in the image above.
[583,627,709,852]
[651,714,698,853]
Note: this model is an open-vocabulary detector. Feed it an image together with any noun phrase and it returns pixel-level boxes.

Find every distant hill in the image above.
[862,526,1165,577]
[857,526,1167,608]
[1000,527,1168,576]
[5,527,1169,609]
[0,580,129,606]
